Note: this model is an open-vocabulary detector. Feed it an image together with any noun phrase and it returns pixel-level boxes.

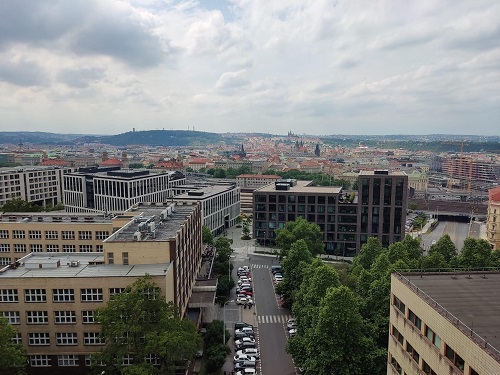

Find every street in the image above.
[419,220,483,252]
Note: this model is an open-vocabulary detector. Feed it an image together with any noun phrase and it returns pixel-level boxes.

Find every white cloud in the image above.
[0,0,498,135]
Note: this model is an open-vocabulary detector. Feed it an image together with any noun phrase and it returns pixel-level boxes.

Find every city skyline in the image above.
[0,1,499,136]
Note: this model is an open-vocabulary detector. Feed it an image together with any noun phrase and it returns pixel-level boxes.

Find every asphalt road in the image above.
[419,220,481,252]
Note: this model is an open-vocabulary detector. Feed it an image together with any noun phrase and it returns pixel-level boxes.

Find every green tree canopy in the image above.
[275,217,324,257]
[1,198,43,213]
[351,237,384,272]
[202,226,213,245]
[0,316,26,375]
[94,275,201,374]
[428,234,457,262]
[459,238,494,268]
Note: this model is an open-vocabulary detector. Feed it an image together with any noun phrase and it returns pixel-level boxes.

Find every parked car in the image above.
[236,297,254,305]
[236,369,257,375]
[241,290,253,297]
[234,322,252,330]
[235,337,256,346]
[271,265,282,274]
[287,322,298,330]
[233,354,257,363]
[235,341,256,350]
[288,328,297,337]
[236,348,260,359]
[234,361,256,371]
[274,275,283,283]
[287,318,297,324]
[236,327,255,335]
[234,331,253,340]
[238,277,250,285]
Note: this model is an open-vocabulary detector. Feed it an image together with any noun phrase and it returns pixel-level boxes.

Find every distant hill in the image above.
[0,132,85,146]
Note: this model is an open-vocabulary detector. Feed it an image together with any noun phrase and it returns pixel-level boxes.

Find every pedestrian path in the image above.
[257,314,293,324]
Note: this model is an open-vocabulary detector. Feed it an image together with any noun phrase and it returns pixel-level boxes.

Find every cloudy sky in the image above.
[0,0,499,136]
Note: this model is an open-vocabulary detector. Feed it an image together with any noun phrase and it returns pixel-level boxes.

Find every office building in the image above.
[63,167,185,213]
[388,271,500,375]
[0,166,74,207]
[236,174,281,216]
[253,170,408,255]
[0,202,209,374]
[174,184,240,236]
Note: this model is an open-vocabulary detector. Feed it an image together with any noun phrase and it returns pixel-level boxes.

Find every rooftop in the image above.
[396,271,500,357]
[256,180,342,194]
[174,184,238,200]
[359,170,407,176]
[0,212,111,224]
[0,252,171,278]
[106,202,198,243]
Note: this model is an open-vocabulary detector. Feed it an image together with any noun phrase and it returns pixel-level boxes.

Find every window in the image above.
[30,355,51,366]
[122,354,134,366]
[390,355,402,374]
[108,252,114,264]
[79,245,93,252]
[0,230,9,239]
[423,361,437,375]
[45,230,58,240]
[393,295,405,314]
[84,332,105,345]
[425,326,441,349]
[25,289,47,302]
[12,230,25,239]
[52,288,75,302]
[56,332,78,345]
[123,252,129,265]
[14,244,26,253]
[0,289,18,302]
[62,244,76,253]
[81,288,103,302]
[28,332,50,345]
[30,244,43,252]
[141,287,160,300]
[96,231,110,240]
[3,311,20,324]
[79,231,92,240]
[408,309,422,330]
[26,311,49,324]
[46,244,59,252]
[96,245,104,252]
[445,344,464,371]
[11,333,22,344]
[0,256,10,265]
[62,231,75,240]
[29,230,42,239]
[54,311,76,324]
[392,325,404,345]
[406,341,420,364]
[58,354,79,366]
[0,244,10,252]
[110,288,125,297]
[82,310,95,323]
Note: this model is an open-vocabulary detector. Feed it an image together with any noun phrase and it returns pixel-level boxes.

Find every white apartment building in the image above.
[0,166,74,207]
[63,167,185,213]
[174,184,240,236]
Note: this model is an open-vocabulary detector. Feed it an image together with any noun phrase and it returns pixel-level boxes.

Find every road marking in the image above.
[250,264,270,269]
[257,314,293,324]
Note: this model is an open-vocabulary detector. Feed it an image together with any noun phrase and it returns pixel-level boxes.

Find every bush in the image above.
[205,344,230,372]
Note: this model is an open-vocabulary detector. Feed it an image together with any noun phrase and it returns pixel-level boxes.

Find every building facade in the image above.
[63,167,185,213]
[236,174,281,216]
[388,271,500,375]
[487,187,500,250]
[174,184,240,236]
[0,202,206,374]
[253,171,408,255]
[0,166,75,207]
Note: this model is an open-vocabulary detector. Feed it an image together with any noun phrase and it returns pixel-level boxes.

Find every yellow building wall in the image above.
[104,240,172,265]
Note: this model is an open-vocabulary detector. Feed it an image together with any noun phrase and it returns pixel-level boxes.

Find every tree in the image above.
[275,217,324,257]
[459,238,494,268]
[428,234,457,262]
[351,237,384,272]
[1,198,43,213]
[301,286,374,375]
[202,226,213,245]
[94,275,201,374]
[241,220,251,239]
[422,251,448,270]
[203,320,230,373]
[0,316,26,375]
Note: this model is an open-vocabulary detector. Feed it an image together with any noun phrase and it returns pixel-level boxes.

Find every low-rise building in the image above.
[487,187,500,250]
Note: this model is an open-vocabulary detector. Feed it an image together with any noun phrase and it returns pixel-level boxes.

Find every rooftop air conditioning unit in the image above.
[148,222,156,233]
[134,231,142,241]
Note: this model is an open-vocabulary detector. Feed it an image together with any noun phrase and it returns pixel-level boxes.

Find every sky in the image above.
[0,0,499,136]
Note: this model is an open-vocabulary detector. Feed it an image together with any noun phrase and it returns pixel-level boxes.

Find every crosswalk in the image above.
[257,314,293,324]
[251,264,270,269]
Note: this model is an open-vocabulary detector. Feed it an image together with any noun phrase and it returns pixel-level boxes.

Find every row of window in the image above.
[392,295,479,375]
[24,332,103,346]
[30,354,157,367]
[3,310,96,324]
[255,194,336,204]
[0,230,109,240]
[0,244,102,253]
[0,288,108,303]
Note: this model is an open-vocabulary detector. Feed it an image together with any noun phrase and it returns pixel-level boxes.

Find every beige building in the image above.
[0,202,209,373]
[487,187,500,250]
[407,171,428,193]
[388,271,500,375]
[236,174,281,216]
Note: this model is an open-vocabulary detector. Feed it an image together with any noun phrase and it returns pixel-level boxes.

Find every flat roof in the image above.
[0,253,171,278]
[359,170,407,176]
[255,180,342,194]
[174,184,238,200]
[106,202,197,242]
[396,271,500,355]
[0,212,111,224]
